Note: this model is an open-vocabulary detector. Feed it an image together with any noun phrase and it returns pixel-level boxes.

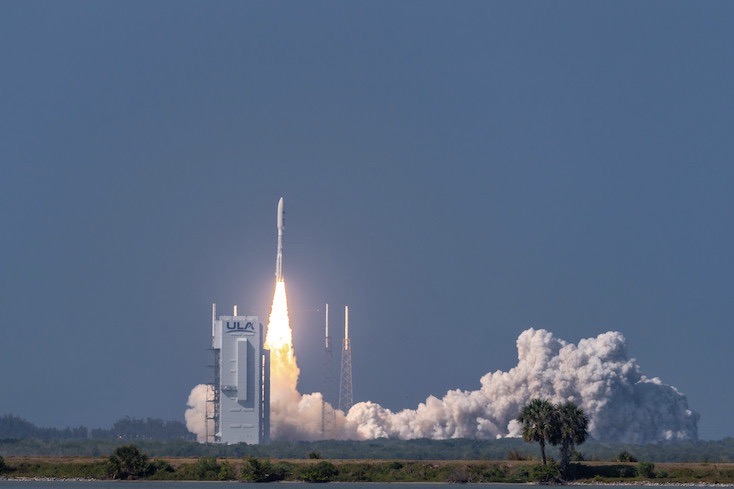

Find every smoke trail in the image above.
[184,383,213,442]
[347,328,698,443]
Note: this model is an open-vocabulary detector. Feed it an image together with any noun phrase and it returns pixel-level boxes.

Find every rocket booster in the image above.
[275,197,285,281]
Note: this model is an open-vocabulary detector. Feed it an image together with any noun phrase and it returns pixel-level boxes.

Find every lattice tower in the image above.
[338,305,353,412]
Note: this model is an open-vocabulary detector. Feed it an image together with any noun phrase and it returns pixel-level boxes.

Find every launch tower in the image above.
[209,303,270,444]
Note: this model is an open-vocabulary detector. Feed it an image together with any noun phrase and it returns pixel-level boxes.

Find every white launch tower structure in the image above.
[209,303,270,444]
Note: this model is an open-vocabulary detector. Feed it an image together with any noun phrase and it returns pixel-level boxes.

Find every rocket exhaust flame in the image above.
[263,278,356,441]
[264,281,298,391]
[262,197,355,441]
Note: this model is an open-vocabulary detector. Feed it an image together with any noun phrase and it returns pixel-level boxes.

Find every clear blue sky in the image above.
[1,1,732,440]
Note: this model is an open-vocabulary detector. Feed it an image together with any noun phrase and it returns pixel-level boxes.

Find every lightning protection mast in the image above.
[339,305,353,413]
[321,303,336,437]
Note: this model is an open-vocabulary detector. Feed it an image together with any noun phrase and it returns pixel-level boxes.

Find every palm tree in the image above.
[556,401,589,473]
[516,398,559,465]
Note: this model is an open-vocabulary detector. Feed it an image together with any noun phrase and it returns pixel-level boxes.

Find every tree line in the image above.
[0,414,193,441]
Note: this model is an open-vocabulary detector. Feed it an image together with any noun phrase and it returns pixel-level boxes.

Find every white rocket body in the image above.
[275,197,285,281]
[344,305,349,351]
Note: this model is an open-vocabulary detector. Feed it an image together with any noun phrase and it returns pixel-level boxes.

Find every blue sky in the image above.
[1,1,733,440]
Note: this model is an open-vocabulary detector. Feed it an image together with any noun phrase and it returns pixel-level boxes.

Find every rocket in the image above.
[344,305,349,351]
[275,197,285,282]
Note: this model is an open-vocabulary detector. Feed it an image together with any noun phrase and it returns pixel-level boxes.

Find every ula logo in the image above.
[226,321,255,332]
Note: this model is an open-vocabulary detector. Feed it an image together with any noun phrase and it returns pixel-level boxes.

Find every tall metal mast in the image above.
[339,305,353,413]
[321,303,336,437]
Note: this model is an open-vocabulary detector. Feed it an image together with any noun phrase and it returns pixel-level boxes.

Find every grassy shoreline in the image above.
[3,457,734,484]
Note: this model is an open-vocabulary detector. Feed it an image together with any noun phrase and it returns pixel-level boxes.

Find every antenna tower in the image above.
[338,305,353,412]
[321,303,336,437]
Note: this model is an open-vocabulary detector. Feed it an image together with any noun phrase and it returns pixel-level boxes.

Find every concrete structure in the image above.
[210,303,270,444]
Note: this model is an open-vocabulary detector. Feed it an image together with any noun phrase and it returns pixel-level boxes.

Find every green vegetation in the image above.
[107,444,156,479]
[1,459,109,479]
[637,461,656,478]
[0,414,193,441]
[516,398,589,479]
[618,449,638,462]
[529,460,562,484]
[517,398,558,465]
[2,450,734,484]
[240,456,290,482]
[3,436,734,462]
[556,401,589,471]
[300,460,339,482]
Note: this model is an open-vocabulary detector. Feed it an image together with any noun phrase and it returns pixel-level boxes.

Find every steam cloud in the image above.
[187,326,698,444]
[347,328,698,443]
[184,383,213,442]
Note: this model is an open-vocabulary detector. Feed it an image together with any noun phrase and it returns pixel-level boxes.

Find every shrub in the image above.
[618,466,636,478]
[530,462,562,484]
[308,451,322,459]
[240,457,289,482]
[218,461,236,480]
[617,450,638,462]
[446,466,470,483]
[301,461,338,483]
[107,445,153,479]
[193,457,220,480]
[150,459,174,478]
[480,464,507,482]
[0,455,5,474]
[638,462,656,478]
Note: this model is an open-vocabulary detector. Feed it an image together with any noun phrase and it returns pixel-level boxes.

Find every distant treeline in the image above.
[0,414,194,442]
[1,434,734,462]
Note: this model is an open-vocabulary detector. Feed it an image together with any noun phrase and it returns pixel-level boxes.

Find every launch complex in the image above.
[203,197,353,444]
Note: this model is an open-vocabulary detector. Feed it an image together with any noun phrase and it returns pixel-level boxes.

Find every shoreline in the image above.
[3,459,734,485]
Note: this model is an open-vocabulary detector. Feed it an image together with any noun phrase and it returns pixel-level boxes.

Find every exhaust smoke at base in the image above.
[347,328,698,443]
[188,326,698,444]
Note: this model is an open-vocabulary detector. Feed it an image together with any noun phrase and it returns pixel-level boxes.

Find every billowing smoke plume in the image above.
[184,383,213,442]
[347,328,698,444]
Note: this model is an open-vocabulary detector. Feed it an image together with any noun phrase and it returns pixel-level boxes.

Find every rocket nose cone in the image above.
[277,197,284,229]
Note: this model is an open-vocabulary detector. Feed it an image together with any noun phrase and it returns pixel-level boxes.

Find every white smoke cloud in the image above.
[184,383,213,442]
[186,325,698,444]
[346,328,698,444]
[269,390,358,441]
